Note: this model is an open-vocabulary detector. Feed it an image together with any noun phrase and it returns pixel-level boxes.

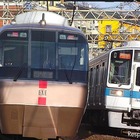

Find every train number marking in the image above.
[38,89,47,96]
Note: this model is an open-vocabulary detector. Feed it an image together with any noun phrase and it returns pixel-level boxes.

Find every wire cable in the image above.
[70,1,76,26]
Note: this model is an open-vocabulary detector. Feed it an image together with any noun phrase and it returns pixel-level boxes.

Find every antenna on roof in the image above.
[39,13,46,26]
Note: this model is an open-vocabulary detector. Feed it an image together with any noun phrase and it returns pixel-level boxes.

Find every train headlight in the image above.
[110,90,124,96]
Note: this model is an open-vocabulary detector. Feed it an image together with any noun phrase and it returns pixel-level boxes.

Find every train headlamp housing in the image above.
[110,89,124,96]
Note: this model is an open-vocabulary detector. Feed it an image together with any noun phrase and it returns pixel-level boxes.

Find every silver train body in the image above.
[0,11,89,139]
[86,41,140,137]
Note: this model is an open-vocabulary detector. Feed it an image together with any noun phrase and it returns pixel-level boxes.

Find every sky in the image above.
[84,2,139,10]
[89,2,121,8]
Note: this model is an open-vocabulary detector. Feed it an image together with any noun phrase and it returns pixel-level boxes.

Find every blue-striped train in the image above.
[86,41,140,138]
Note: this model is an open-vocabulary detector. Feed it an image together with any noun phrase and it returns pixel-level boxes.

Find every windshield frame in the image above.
[107,49,133,88]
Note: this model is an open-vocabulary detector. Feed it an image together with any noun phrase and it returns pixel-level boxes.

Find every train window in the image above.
[31,30,56,70]
[31,42,55,69]
[100,63,105,82]
[4,45,27,67]
[136,67,140,86]
[106,25,112,33]
[32,30,55,42]
[0,30,28,79]
[95,65,99,84]
[57,32,88,82]
[58,32,88,71]
[58,47,78,55]
[134,50,140,62]
[31,30,56,79]
[109,50,132,85]
[92,67,97,87]
[0,30,28,67]
[58,42,86,70]
[0,43,2,66]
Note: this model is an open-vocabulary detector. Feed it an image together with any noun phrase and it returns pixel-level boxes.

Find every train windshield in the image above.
[109,50,132,85]
[0,29,88,82]
[58,33,87,70]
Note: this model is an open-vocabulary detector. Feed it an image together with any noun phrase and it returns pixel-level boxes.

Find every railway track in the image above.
[0,124,138,140]
[75,124,138,140]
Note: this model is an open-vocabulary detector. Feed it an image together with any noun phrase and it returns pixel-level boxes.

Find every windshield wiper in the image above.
[60,57,76,84]
[60,61,72,84]
[13,63,27,81]
[118,77,130,87]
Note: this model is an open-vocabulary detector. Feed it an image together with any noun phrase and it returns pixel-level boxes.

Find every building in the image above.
[97,20,140,49]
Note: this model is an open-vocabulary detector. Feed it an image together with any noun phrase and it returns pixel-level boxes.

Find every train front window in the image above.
[109,50,132,85]
[58,45,85,70]
[0,29,88,82]
[0,30,28,78]
[58,33,87,71]
[58,33,88,82]
[31,42,55,69]
[31,30,56,79]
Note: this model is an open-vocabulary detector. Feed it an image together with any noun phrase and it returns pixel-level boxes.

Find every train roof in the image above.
[15,11,69,26]
[0,22,81,33]
[0,11,84,36]
[89,41,140,65]
[111,41,140,51]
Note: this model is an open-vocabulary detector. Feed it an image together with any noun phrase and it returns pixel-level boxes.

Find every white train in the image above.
[86,41,140,138]
[0,11,89,140]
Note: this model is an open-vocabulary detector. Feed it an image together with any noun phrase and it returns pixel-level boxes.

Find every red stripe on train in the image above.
[38,97,46,105]
[39,80,47,88]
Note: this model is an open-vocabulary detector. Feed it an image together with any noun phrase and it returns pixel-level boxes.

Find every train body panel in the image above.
[0,80,87,107]
[0,105,84,139]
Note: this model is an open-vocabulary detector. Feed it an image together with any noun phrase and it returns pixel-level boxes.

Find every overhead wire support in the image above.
[2,0,14,25]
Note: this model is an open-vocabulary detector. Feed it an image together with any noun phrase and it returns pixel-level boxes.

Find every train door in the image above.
[130,64,140,109]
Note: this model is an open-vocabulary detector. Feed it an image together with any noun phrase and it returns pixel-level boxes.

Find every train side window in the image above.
[0,44,2,66]
[88,68,92,94]
[92,67,96,87]
[134,50,140,62]
[136,67,140,86]
[101,62,105,82]
[99,64,102,84]
[109,63,115,83]
[96,65,99,84]
[94,65,99,96]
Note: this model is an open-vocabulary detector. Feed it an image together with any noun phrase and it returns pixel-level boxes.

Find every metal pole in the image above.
[47,0,49,11]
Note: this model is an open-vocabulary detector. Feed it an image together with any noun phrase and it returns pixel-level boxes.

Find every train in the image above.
[0,11,89,140]
[84,41,140,138]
